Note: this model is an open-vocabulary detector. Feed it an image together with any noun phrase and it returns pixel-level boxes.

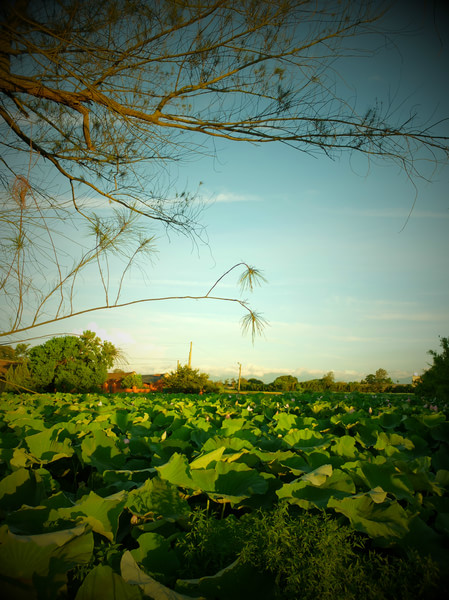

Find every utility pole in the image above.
[188,341,192,368]
[237,362,242,392]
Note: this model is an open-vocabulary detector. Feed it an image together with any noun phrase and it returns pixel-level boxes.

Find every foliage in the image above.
[0,390,447,598]
[27,330,118,393]
[0,343,31,392]
[321,371,335,390]
[121,373,143,390]
[362,368,393,392]
[2,360,33,393]
[271,375,299,391]
[416,336,449,403]
[163,364,221,394]
[238,505,439,600]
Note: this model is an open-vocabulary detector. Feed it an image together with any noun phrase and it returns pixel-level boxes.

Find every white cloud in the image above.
[204,191,262,204]
[72,321,136,346]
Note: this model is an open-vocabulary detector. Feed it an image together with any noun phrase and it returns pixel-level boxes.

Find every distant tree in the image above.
[272,375,299,391]
[415,336,449,403]
[321,372,335,390]
[121,373,143,390]
[244,378,265,391]
[27,330,119,392]
[163,364,220,394]
[301,379,323,392]
[362,368,393,392]
[0,346,15,361]
[0,342,31,392]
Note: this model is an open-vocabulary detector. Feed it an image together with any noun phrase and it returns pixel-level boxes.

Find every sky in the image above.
[3,1,449,384]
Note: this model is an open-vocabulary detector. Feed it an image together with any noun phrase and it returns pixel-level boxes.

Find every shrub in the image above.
[163,365,218,394]
[176,504,440,600]
[121,372,143,389]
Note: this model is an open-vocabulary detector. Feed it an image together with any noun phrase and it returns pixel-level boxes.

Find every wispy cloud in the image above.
[203,191,262,204]
[366,312,448,322]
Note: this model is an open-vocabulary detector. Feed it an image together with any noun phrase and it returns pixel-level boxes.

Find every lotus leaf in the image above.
[75,564,141,600]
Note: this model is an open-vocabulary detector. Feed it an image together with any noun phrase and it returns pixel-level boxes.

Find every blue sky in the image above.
[4,2,449,383]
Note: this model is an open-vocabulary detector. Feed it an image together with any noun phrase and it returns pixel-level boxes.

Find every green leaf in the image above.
[189,447,226,470]
[277,468,355,509]
[126,477,190,519]
[328,494,411,541]
[156,453,196,490]
[175,557,277,600]
[57,490,127,542]
[300,464,333,486]
[0,467,46,511]
[80,429,126,472]
[331,435,358,458]
[272,413,299,433]
[25,427,74,463]
[356,462,415,502]
[283,428,330,450]
[131,532,180,576]
[0,523,93,579]
[75,564,142,600]
[121,551,201,600]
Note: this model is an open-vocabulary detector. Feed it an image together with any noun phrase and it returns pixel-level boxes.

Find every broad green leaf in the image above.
[272,413,299,433]
[0,523,93,579]
[202,436,254,453]
[9,447,40,469]
[126,477,190,519]
[57,490,127,542]
[331,435,358,458]
[156,453,196,490]
[374,431,414,454]
[6,492,74,534]
[378,412,404,429]
[300,464,333,486]
[284,428,331,450]
[0,467,46,511]
[175,557,277,600]
[356,462,415,502]
[121,551,200,600]
[219,418,247,436]
[130,532,179,576]
[430,422,449,443]
[80,429,126,472]
[398,515,449,572]
[328,494,411,541]
[353,422,378,448]
[75,564,141,600]
[209,461,270,504]
[112,409,130,433]
[103,468,156,490]
[189,447,226,470]
[277,468,355,508]
[25,427,74,463]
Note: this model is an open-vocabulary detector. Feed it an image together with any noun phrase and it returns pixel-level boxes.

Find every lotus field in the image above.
[0,391,448,599]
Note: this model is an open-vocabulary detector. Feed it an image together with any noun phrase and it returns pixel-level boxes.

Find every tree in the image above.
[163,364,220,394]
[1,0,448,343]
[245,378,265,391]
[121,372,143,390]
[362,368,392,392]
[272,375,299,391]
[415,336,449,403]
[321,371,335,390]
[26,330,119,392]
[0,342,31,391]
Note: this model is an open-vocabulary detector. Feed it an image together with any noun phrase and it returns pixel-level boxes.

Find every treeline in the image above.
[227,369,415,394]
